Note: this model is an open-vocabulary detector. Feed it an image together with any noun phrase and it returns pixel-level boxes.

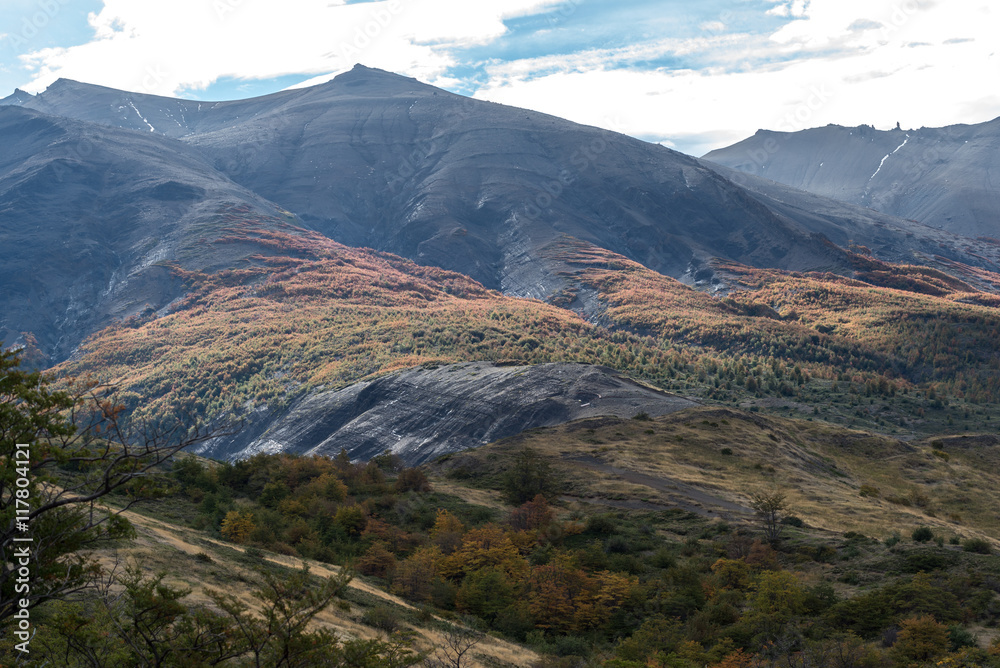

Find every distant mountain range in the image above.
[703,118,1000,239]
[3,65,998,365]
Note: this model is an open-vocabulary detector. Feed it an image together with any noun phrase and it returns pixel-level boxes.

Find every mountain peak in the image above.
[0,88,34,106]
[326,63,429,93]
[44,78,97,93]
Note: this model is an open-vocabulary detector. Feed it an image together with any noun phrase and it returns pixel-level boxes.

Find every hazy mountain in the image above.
[703,119,1000,238]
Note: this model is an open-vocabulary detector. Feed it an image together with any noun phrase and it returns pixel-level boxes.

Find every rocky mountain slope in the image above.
[703,119,1000,238]
[0,105,308,362]
[5,68,1000,366]
[6,66,1000,467]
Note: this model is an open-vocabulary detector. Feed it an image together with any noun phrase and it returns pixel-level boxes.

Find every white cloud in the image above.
[17,0,563,95]
[473,0,1000,155]
[11,0,1000,158]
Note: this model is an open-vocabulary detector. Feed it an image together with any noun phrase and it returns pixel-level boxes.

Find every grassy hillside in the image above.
[22,405,1000,666]
[435,406,1000,542]
[544,237,1000,434]
[62,223,1000,443]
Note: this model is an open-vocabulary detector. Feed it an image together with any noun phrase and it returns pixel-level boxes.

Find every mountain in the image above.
[703,119,1000,238]
[0,105,302,362]
[5,66,1000,366]
[0,78,303,138]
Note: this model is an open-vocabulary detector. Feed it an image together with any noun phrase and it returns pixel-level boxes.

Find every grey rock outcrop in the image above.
[195,361,697,465]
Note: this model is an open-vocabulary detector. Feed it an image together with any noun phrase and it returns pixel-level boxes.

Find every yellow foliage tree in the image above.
[441,523,527,580]
[220,510,256,544]
[430,509,465,554]
[710,558,753,592]
[391,545,443,603]
[891,615,948,665]
[526,554,636,633]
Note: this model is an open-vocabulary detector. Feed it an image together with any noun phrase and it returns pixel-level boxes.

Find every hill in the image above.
[703,118,1000,238]
[0,105,304,363]
[194,360,696,465]
[23,404,1000,666]
[59,225,1000,462]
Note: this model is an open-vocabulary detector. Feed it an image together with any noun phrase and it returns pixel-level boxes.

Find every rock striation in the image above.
[194,361,698,465]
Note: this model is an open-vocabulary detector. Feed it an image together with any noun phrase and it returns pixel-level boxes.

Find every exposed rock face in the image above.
[194,361,698,465]
[703,120,1000,238]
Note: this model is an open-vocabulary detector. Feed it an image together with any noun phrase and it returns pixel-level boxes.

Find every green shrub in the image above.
[903,551,954,572]
[947,625,979,651]
[361,605,401,633]
[586,514,618,535]
[962,538,993,554]
[911,526,934,543]
[605,535,633,554]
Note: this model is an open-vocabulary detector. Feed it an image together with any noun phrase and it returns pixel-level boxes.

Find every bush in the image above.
[585,514,618,535]
[858,485,880,498]
[395,467,431,492]
[605,535,633,554]
[962,538,993,554]
[948,625,979,651]
[903,551,954,572]
[361,605,401,633]
[911,526,934,543]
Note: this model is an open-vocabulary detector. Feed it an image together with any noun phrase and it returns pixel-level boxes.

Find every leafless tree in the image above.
[423,623,483,668]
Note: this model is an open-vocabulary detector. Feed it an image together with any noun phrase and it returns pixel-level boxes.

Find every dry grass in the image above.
[463,407,1000,543]
[96,509,539,667]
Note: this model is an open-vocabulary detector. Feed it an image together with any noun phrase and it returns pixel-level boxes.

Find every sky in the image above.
[0,0,997,156]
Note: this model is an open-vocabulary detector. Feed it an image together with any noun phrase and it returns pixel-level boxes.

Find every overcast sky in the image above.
[1,0,996,155]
